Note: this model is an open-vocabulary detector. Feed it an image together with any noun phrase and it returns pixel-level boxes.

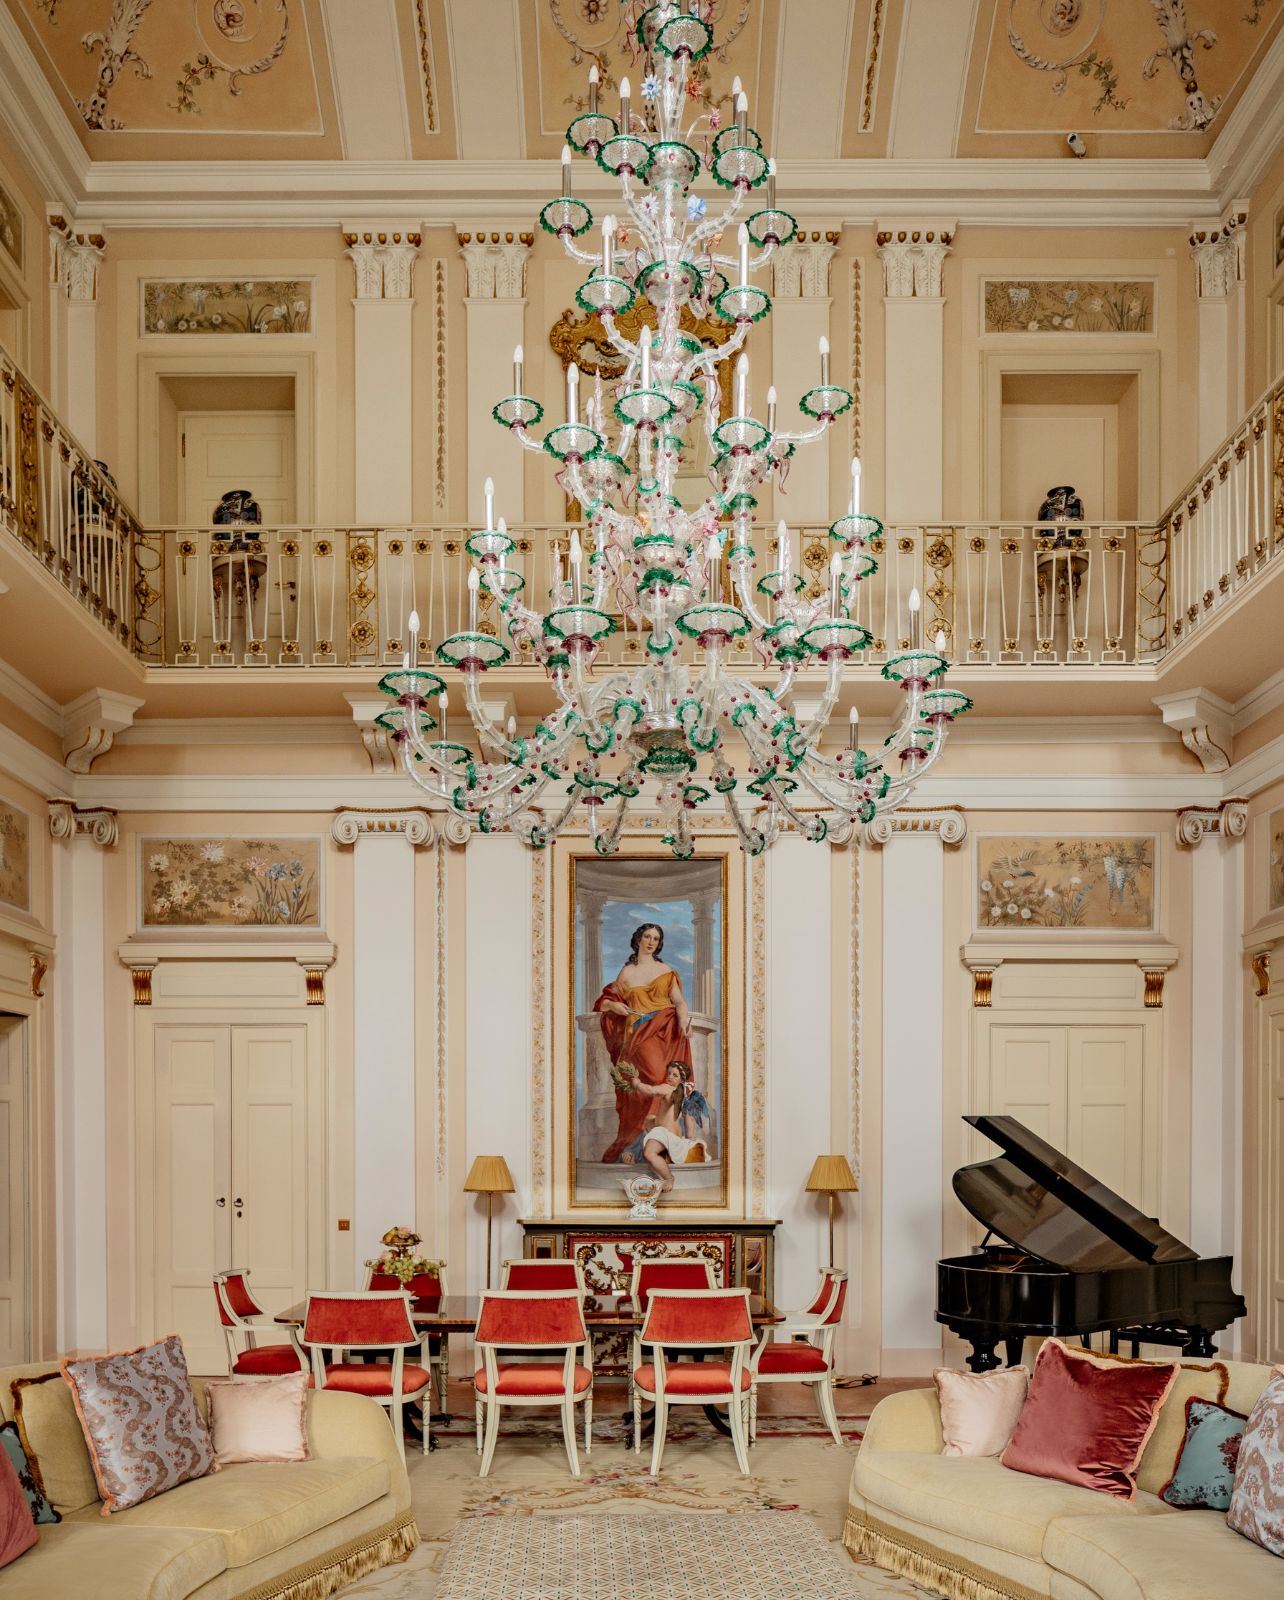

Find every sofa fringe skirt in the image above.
[235,1510,421,1600]
[844,1506,1048,1600]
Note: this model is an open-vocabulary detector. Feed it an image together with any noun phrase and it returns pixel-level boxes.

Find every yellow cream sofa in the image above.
[845,1357,1278,1600]
[1,1361,420,1600]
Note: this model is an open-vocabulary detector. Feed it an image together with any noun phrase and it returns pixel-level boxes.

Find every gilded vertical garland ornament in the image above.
[378,0,971,858]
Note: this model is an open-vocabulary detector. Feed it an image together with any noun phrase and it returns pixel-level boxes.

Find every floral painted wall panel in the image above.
[0,182,22,269]
[140,837,321,929]
[1270,807,1284,912]
[984,280,1154,333]
[142,280,312,334]
[977,836,1155,931]
[0,804,31,914]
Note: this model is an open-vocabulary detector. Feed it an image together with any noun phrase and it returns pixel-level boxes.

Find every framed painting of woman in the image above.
[569,855,727,1208]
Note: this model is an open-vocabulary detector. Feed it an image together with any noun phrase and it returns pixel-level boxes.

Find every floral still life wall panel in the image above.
[0,803,30,913]
[977,836,1155,932]
[570,855,726,1208]
[140,837,322,929]
[1270,807,1284,912]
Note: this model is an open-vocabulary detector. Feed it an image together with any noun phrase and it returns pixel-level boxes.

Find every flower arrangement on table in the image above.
[365,1226,441,1285]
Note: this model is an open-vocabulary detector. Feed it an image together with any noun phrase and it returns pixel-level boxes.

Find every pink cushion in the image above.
[474,1364,593,1396]
[633,1363,750,1396]
[322,1363,431,1397]
[757,1344,830,1376]
[204,1373,310,1465]
[1227,1366,1284,1556]
[62,1337,216,1514]
[0,1448,38,1571]
[935,1364,1029,1458]
[1000,1339,1177,1500]
[231,1345,303,1377]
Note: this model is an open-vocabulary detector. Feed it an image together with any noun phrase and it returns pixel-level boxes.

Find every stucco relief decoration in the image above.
[984,279,1154,333]
[0,803,31,914]
[0,183,23,269]
[142,278,311,334]
[1270,806,1284,912]
[1006,0,1127,113]
[540,0,754,137]
[141,276,312,332]
[976,835,1156,931]
[28,0,314,135]
[140,836,321,928]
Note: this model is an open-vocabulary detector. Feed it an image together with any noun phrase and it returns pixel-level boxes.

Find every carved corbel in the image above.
[1154,689,1232,775]
[864,806,967,846]
[331,808,436,847]
[30,952,48,998]
[48,800,119,848]
[60,689,144,775]
[1250,948,1271,997]
[1175,797,1248,846]
[343,693,396,775]
[122,959,155,1006]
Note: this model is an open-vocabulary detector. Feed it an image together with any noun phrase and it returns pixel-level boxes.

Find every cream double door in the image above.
[152,1024,310,1375]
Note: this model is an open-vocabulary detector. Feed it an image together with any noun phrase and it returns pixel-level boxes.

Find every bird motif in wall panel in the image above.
[139,836,322,929]
[1270,806,1284,912]
[976,835,1156,932]
[0,803,31,914]
[141,279,312,335]
[6,0,340,154]
[0,183,22,269]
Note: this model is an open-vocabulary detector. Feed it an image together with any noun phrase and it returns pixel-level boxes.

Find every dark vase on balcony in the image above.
[1037,485,1084,546]
[212,489,262,553]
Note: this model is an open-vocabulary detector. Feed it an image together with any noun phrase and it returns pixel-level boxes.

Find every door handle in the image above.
[234,1197,244,1208]
[215,1196,227,1208]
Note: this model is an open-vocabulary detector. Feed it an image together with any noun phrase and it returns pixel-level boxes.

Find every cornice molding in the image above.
[0,1,89,210]
[1206,18,1284,202]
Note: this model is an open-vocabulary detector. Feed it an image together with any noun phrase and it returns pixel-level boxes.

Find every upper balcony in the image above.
[2,343,1282,727]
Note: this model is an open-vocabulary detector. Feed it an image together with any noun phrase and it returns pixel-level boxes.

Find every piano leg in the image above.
[1003,1336,1023,1369]
[966,1339,1002,1374]
[1181,1327,1216,1358]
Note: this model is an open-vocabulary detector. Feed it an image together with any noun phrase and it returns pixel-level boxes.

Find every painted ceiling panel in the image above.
[5,0,343,157]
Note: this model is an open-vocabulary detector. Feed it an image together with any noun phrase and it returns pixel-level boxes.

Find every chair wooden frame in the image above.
[749,1268,847,1446]
[298,1290,432,1464]
[472,1289,593,1479]
[214,1268,307,1376]
[362,1260,450,1412]
[632,1287,754,1477]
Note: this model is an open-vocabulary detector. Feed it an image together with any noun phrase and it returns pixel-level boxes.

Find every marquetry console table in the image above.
[519,1217,779,1305]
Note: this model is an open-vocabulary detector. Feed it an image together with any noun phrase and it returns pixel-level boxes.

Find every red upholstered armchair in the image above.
[501,1259,585,1292]
[363,1261,449,1413]
[633,1288,754,1477]
[627,1257,715,1392]
[473,1290,593,1479]
[213,1269,307,1378]
[299,1291,433,1463]
[749,1268,848,1446]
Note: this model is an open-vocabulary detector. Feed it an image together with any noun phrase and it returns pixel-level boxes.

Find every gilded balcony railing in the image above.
[0,347,144,653]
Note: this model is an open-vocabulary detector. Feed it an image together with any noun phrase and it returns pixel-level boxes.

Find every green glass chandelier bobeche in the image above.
[379,0,971,858]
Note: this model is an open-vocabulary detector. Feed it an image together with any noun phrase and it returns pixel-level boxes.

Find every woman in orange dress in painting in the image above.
[594,923,693,1164]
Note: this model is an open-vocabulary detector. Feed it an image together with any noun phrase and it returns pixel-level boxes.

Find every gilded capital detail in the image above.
[864,805,967,846]
[771,234,840,298]
[48,801,118,849]
[876,225,954,298]
[331,808,436,847]
[457,231,534,299]
[48,214,105,302]
[343,228,423,301]
[1175,798,1248,847]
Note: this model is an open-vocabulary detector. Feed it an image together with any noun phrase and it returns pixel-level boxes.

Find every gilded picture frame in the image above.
[568,853,729,1209]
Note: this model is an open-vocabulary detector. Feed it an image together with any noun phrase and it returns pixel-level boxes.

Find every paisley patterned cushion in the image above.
[1227,1367,1284,1557]
[61,1336,216,1515]
[0,1421,59,1524]
[1158,1397,1246,1510]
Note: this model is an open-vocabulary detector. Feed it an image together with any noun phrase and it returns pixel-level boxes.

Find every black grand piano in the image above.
[937,1114,1246,1373]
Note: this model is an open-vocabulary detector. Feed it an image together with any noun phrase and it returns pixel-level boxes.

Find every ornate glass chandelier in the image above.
[379,0,970,858]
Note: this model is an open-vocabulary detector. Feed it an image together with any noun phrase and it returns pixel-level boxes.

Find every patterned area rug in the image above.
[436,1512,871,1599]
[334,1413,935,1600]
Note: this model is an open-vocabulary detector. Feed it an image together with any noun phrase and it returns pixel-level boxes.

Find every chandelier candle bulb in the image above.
[737,222,750,288]
[600,213,614,279]
[570,531,583,603]
[830,551,842,613]
[850,457,861,517]
[439,690,448,747]
[935,629,947,656]
[619,76,630,134]
[567,361,579,425]
[640,324,651,389]
[735,90,748,140]
[588,63,598,114]
[467,566,479,633]
[512,344,524,395]
[766,385,777,432]
[909,586,922,648]
[496,517,508,572]
[561,142,573,197]
[507,715,517,739]
[849,707,859,751]
[483,476,495,531]
[766,157,776,212]
[819,336,830,387]
[736,352,748,417]
[707,535,721,600]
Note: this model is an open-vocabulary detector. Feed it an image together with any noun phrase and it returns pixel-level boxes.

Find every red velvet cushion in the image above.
[633,1363,751,1396]
[505,1263,580,1291]
[322,1363,431,1396]
[231,1346,304,1377]
[475,1294,585,1347]
[642,1291,752,1345]
[0,1447,38,1571]
[304,1295,415,1346]
[823,1278,849,1326]
[756,1343,830,1375]
[474,1364,592,1396]
[635,1263,713,1308]
[1000,1339,1178,1500]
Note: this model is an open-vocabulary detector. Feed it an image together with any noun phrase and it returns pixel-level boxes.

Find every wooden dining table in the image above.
[275,1292,784,1446]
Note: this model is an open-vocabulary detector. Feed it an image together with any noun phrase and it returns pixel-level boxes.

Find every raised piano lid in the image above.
[955,1115,1198,1273]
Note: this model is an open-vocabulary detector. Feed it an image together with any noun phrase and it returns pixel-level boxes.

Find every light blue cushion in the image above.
[1159,1397,1246,1510]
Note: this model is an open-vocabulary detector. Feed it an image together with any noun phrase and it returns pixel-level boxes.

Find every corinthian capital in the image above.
[771,233,840,298]
[458,230,534,299]
[1189,221,1243,299]
[48,213,106,302]
[342,226,422,300]
[875,223,954,299]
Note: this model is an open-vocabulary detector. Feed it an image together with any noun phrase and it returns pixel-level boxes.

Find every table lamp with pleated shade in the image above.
[806,1154,859,1269]
[464,1155,516,1288]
